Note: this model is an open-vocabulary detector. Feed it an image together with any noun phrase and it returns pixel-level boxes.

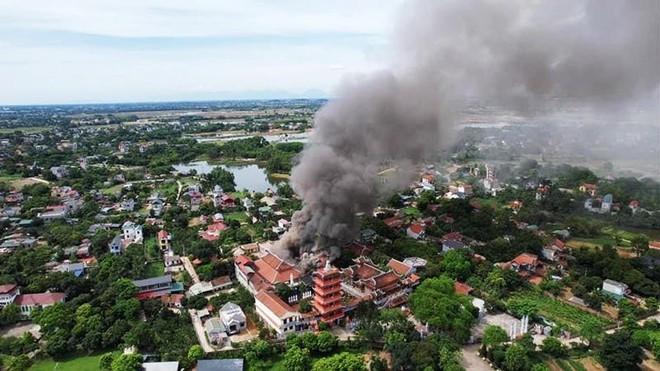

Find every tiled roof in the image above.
[0,284,17,294]
[15,292,65,306]
[387,259,412,276]
[254,253,300,285]
[255,290,296,318]
[408,223,424,234]
[512,253,538,266]
[157,230,168,239]
[384,217,403,228]
[454,281,473,295]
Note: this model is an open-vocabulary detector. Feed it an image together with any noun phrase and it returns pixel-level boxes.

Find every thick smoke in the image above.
[276,0,660,265]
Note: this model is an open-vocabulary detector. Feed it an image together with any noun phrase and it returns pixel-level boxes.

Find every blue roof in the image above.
[197,359,244,371]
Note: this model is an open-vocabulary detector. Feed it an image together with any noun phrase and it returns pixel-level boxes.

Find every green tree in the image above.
[111,353,142,371]
[188,344,204,362]
[504,343,529,371]
[580,317,605,349]
[631,234,649,257]
[482,325,509,351]
[316,331,337,353]
[283,345,311,371]
[541,337,567,358]
[530,364,550,371]
[6,354,32,371]
[312,352,367,371]
[598,330,644,371]
[409,276,476,343]
[440,250,473,281]
[99,353,115,371]
[1,303,21,325]
[369,356,388,371]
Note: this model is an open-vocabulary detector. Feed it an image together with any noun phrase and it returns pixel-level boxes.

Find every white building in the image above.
[15,292,65,317]
[602,279,628,299]
[122,221,143,244]
[0,284,20,307]
[255,290,301,335]
[219,302,247,335]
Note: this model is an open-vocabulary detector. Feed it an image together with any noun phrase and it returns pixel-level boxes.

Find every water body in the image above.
[173,161,281,192]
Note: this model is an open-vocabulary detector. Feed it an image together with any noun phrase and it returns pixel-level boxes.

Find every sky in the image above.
[0,0,402,105]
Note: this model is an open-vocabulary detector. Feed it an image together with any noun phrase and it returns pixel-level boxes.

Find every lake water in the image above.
[173,161,281,192]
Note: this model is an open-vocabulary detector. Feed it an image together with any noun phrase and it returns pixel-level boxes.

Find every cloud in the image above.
[0,0,402,104]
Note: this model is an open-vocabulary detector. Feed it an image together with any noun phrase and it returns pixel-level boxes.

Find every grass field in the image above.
[402,206,421,218]
[510,292,612,333]
[30,352,118,371]
[225,211,248,221]
[0,126,52,134]
[101,183,125,195]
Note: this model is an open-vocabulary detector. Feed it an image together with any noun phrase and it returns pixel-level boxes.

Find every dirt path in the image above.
[181,256,200,284]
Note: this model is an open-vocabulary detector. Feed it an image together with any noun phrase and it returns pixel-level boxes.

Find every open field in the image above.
[510,292,612,333]
[225,211,248,221]
[0,126,52,134]
[30,352,118,371]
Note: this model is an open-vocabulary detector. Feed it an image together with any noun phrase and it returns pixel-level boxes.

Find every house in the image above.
[133,275,172,299]
[260,196,277,207]
[255,290,302,335]
[150,198,165,216]
[50,166,68,179]
[122,221,143,244]
[197,359,244,371]
[579,183,598,196]
[406,223,425,240]
[108,234,122,254]
[242,198,254,209]
[212,185,224,208]
[161,294,184,309]
[120,198,135,212]
[342,257,415,308]
[219,302,247,335]
[509,200,523,212]
[602,279,628,299]
[542,239,566,262]
[442,240,465,253]
[0,284,20,307]
[142,361,179,371]
[158,230,171,251]
[629,200,640,213]
[384,217,404,229]
[37,205,69,222]
[502,253,541,278]
[15,292,66,317]
[164,254,183,272]
[237,242,261,255]
[234,253,303,298]
[601,194,613,213]
[454,281,473,296]
[189,191,203,211]
[421,173,435,186]
[204,317,228,344]
[221,194,236,208]
[277,219,290,230]
[359,229,377,243]
[200,222,228,242]
[258,206,272,217]
[62,262,85,277]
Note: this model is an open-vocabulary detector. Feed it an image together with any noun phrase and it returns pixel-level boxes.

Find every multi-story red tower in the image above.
[312,261,344,323]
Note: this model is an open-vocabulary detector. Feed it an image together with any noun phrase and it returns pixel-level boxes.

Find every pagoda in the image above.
[312,260,344,323]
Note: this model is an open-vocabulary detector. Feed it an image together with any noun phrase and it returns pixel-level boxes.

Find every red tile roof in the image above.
[552,239,565,249]
[384,217,404,228]
[255,290,296,318]
[512,253,538,266]
[15,292,65,306]
[157,230,169,240]
[442,232,464,241]
[408,223,424,234]
[454,281,473,295]
[254,253,301,285]
[387,259,412,276]
[0,284,18,294]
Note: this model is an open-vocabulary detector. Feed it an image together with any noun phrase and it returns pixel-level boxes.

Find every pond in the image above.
[173,161,282,192]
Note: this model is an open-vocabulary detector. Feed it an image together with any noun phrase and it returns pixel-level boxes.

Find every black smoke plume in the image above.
[275,0,660,265]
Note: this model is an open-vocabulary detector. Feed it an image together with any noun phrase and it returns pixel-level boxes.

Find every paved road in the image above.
[176,180,183,201]
[460,344,492,371]
[189,309,216,353]
[181,256,200,284]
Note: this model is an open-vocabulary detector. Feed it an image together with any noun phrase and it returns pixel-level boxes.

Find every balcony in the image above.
[312,286,341,297]
[313,277,341,288]
[314,295,342,307]
[313,302,344,314]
